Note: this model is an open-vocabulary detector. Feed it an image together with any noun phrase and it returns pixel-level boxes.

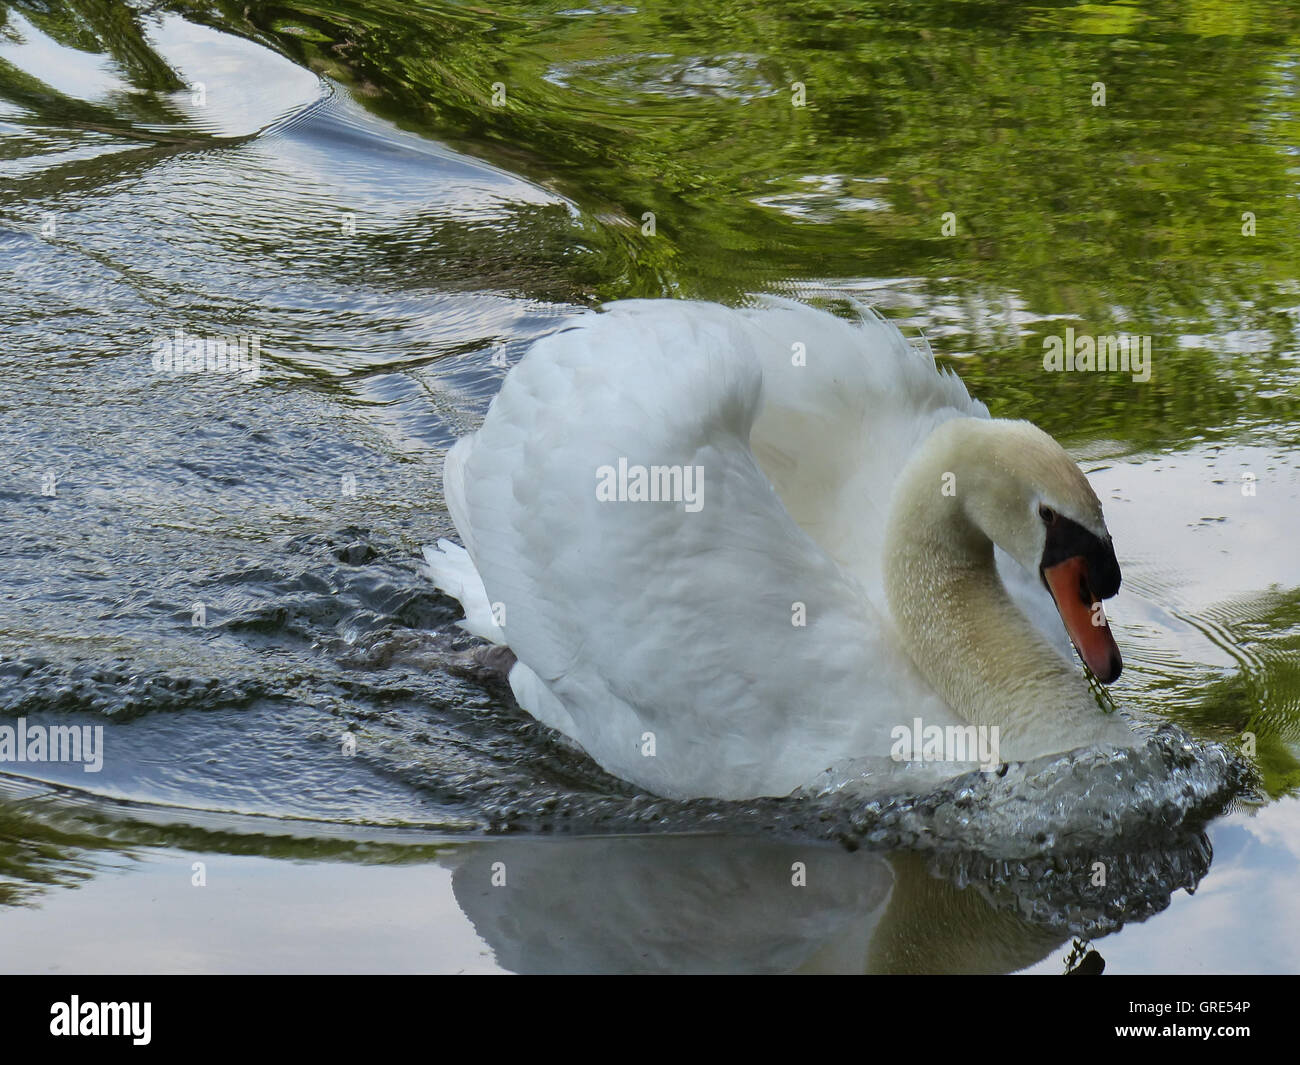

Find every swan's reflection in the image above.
[449,834,1182,974]
[0,779,1217,973]
[447,728,1240,973]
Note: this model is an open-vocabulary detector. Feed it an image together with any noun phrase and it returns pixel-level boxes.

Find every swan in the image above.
[424,298,1137,800]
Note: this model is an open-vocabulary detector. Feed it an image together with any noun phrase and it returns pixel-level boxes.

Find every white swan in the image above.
[425,298,1136,799]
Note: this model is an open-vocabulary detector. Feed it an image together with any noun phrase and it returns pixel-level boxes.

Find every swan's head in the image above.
[960,419,1123,683]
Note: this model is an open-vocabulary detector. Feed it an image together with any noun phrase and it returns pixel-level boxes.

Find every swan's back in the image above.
[737,298,986,601]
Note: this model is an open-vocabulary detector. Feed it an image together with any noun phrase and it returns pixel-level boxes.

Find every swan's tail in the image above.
[422,539,507,645]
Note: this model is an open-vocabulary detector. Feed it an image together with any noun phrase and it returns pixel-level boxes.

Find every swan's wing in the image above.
[739,297,1071,659]
[739,297,987,603]
[449,300,953,799]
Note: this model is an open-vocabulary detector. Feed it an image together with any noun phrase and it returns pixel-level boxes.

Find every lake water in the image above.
[1,0,1297,973]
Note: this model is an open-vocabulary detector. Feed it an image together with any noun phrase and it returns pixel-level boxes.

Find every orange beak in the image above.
[1042,556,1122,683]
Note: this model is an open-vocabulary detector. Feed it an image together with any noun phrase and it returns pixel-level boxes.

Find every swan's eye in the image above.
[1039,505,1056,524]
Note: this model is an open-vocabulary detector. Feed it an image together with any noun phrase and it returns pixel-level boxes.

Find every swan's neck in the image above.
[883,420,1128,759]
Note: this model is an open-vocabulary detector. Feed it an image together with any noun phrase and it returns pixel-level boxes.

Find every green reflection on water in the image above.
[1174,586,1300,797]
[7,0,1294,447]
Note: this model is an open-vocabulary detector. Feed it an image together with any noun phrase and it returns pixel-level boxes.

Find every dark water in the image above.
[1,0,1298,973]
